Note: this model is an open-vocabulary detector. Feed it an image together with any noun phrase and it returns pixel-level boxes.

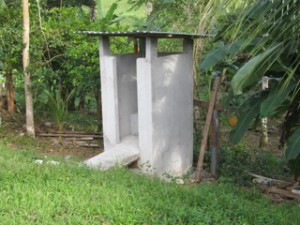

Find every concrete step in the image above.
[84,136,140,170]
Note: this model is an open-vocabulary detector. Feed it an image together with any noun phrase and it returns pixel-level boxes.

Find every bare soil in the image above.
[0,111,103,160]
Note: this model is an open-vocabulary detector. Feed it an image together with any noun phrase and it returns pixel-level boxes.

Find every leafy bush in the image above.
[44,88,75,143]
[219,145,288,185]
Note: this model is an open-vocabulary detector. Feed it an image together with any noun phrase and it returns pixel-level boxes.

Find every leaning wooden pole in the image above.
[23,0,35,137]
[194,76,220,182]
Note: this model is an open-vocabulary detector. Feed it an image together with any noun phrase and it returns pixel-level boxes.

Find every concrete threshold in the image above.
[84,136,140,170]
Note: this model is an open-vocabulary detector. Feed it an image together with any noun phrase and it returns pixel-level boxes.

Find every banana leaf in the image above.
[286,128,300,160]
[260,79,295,117]
[200,40,248,71]
[200,46,229,70]
[231,44,282,95]
[230,91,268,144]
[200,40,248,70]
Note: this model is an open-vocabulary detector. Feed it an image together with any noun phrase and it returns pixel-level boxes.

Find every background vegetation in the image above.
[0,0,299,223]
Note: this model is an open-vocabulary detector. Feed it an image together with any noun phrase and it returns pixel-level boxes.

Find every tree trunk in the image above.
[78,95,85,111]
[259,76,269,149]
[5,65,15,113]
[96,0,103,19]
[68,97,76,111]
[0,81,2,127]
[95,89,102,132]
[89,2,97,20]
[23,0,35,137]
[146,1,153,16]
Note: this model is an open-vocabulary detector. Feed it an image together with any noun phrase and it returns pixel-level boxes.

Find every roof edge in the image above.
[77,30,210,39]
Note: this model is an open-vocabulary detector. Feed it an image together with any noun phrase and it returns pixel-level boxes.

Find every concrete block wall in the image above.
[116,54,139,140]
[100,37,140,150]
[99,36,194,177]
[137,38,193,177]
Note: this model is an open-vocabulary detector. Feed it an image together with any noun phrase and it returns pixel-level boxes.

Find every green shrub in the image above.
[219,145,288,185]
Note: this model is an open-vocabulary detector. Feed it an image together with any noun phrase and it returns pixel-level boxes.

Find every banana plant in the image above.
[201,0,300,164]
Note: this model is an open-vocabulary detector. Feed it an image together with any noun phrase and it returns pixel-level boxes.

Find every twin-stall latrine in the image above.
[81,31,207,177]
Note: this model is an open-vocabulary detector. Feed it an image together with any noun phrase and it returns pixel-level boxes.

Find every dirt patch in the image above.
[0,111,103,160]
[36,137,103,160]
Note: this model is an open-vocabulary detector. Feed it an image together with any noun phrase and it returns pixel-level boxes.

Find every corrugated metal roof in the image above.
[77,30,209,39]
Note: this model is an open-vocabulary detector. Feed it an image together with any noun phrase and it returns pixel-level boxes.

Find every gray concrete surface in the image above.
[85,36,194,177]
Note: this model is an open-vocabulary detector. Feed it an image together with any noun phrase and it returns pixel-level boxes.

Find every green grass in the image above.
[0,133,49,153]
[0,145,299,225]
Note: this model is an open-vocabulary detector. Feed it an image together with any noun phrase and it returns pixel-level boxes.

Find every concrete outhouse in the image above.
[83,31,206,177]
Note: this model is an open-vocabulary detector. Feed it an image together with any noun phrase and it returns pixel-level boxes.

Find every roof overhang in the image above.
[77,30,210,39]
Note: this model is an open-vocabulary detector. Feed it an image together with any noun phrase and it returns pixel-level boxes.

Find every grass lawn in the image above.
[0,145,299,225]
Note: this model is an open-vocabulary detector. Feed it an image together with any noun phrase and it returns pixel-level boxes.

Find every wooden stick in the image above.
[193,99,223,111]
[249,173,291,186]
[268,187,300,200]
[77,143,101,148]
[37,131,102,135]
[37,133,102,139]
[194,76,221,182]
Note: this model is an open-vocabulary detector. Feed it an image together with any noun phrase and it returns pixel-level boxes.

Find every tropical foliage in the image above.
[0,0,127,119]
[0,0,22,112]
[0,0,299,178]
[44,88,75,143]
[201,0,300,161]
